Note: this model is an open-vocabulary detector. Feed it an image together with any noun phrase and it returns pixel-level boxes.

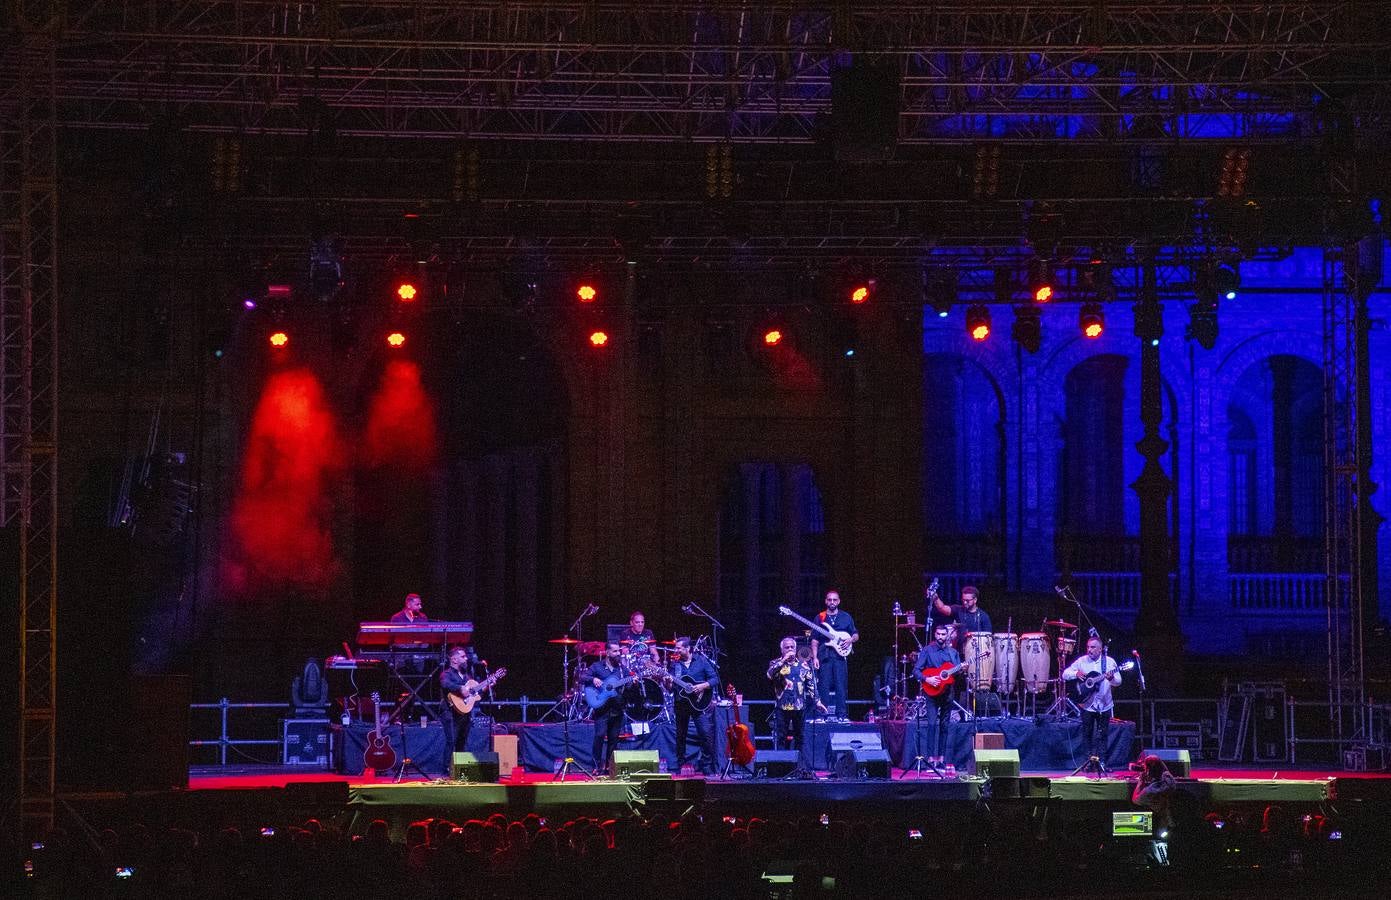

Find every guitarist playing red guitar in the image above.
[914,622,975,774]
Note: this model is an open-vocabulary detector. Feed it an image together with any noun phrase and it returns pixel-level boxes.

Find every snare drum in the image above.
[992,633,1019,693]
[1019,633,1050,693]
[963,632,995,691]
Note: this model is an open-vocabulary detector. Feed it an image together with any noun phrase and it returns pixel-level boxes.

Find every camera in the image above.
[260,827,276,837]
[115,867,135,879]
[908,829,923,840]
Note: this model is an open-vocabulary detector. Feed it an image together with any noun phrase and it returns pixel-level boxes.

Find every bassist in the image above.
[1062,635,1123,768]
[440,644,483,756]
[810,590,858,723]
[915,623,968,773]
[666,636,718,775]
[586,642,627,774]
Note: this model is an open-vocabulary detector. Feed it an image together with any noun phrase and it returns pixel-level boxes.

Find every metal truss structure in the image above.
[38,2,1391,144]
[1,19,59,836]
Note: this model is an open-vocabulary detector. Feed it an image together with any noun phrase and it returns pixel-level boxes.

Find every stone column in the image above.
[1132,256,1183,685]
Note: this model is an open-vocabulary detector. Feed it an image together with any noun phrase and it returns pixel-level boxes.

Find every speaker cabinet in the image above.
[830,59,900,163]
[832,749,892,780]
[452,751,500,782]
[128,675,191,790]
[970,748,1020,778]
[1141,748,1192,778]
[753,749,801,779]
[610,749,661,778]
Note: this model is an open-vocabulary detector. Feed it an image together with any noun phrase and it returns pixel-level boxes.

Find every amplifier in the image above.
[283,719,333,768]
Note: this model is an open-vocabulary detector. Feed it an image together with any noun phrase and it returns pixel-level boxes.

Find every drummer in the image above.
[622,610,660,665]
[932,585,993,651]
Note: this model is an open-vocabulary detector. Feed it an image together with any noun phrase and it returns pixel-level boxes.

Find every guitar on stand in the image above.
[363,692,397,775]
[722,685,756,778]
[777,606,854,656]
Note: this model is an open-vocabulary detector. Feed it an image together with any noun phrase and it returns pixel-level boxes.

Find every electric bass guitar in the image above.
[777,605,854,657]
[1071,660,1136,704]
[725,684,756,767]
[584,673,639,709]
[667,673,713,712]
[363,692,397,773]
[445,668,508,715]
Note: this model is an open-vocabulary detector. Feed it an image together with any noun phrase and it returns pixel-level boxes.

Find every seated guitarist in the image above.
[665,637,718,775]
[810,590,858,723]
[916,623,967,774]
[440,644,482,757]
[1062,635,1123,768]
[587,642,626,774]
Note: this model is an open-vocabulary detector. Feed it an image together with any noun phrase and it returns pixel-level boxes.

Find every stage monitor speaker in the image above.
[1141,748,1191,778]
[831,58,900,163]
[830,731,884,753]
[971,748,1020,778]
[452,751,500,782]
[832,749,892,780]
[610,749,661,778]
[754,749,801,779]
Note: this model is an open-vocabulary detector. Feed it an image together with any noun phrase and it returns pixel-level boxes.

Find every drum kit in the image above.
[888,609,1084,717]
[545,633,705,730]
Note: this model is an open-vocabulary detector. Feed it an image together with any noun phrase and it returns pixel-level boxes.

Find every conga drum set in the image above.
[916,618,1082,716]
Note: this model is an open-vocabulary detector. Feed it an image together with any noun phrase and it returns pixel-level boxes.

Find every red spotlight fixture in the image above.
[577,284,598,303]
[268,331,289,348]
[386,331,407,348]
[1080,302,1104,339]
[850,284,872,305]
[396,282,418,302]
[588,329,609,347]
[966,305,991,341]
[1033,284,1053,303]
[763,328,784,346]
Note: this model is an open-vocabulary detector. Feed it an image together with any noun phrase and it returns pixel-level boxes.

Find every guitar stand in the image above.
[1069,755,1108,779]
[719,756,754,780]
[900,707,934,780]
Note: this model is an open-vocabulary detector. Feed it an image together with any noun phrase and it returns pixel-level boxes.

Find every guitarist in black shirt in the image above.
[666,637,718,775]
[586,642,627,773]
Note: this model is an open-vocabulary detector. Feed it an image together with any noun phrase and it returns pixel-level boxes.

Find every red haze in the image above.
[224,369,344,592]
[362,359,437,471]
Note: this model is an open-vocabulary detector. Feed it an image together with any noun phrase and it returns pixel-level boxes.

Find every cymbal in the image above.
[548,637,582,645]
[1043,619,1078,630]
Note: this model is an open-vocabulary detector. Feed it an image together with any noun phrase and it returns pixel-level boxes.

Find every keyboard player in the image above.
[389,592,429,624]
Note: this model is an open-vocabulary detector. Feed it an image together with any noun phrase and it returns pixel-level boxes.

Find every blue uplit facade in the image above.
[923,247,1391,655]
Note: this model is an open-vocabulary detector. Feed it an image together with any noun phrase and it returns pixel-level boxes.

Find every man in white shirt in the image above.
[1062,635,1122,772]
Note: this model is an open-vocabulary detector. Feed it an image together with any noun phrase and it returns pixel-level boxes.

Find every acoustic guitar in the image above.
[1071,660,1136,704]
[445,668,508,715]
[725,684,756,767]
[918,659,972,697]
[668,673,713,713]
[363,692,397,773]
[583,673,640,710]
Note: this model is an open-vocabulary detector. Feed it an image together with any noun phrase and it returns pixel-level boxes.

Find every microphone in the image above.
[682,604,693,615]
[1132,649,1141,660]
[587,603,599,615]
[1054,585,1066,596]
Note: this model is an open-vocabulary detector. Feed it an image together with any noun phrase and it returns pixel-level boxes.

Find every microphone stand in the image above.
[682,600,725,667]
[555,603,598,780]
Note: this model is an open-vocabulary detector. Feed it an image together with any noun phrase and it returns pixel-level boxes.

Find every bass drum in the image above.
[962,632,995,691]
[623,678,668,723]
[1018,633,1051,694]
[992,633,1019,693]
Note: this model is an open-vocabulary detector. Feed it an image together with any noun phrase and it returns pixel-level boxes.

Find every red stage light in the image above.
[387,332,406,348]
[850,285,871,304]
[1033,284,1053,303]
[763,329,784,346]
[396,283,418,302]
[588,330,609,347]
[269,331,289,348]
[970,323,989,341]
[577,284,598,303]
[1084,322,1103,338]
